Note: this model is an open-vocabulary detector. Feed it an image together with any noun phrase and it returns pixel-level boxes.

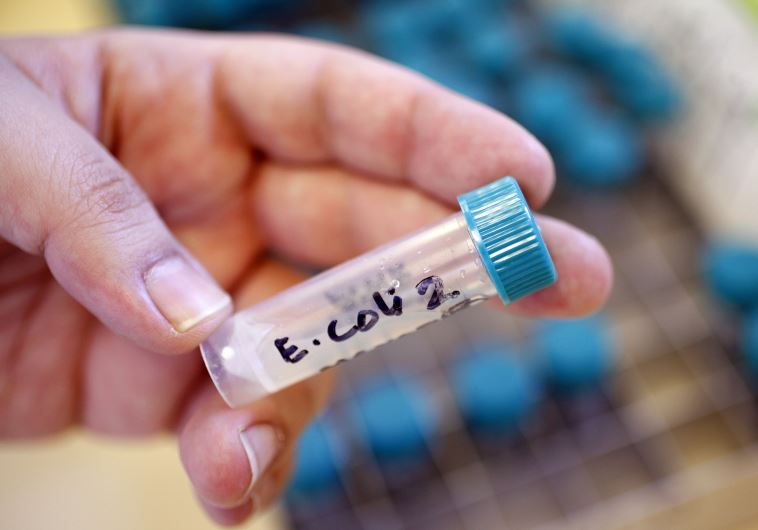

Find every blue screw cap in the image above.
[458,177,557,304]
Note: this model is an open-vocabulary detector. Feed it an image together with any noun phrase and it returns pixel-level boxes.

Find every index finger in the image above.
[215,34,554,207]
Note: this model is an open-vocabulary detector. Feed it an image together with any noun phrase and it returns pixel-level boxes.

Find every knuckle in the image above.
[58,148,150,229]
[72,154,142,213]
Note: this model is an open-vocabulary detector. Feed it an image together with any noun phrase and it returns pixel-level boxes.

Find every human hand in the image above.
[0,30,611,525]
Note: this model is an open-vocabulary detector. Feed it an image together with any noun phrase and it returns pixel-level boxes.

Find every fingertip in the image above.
[509,216,613,317]
[179,394,259,508]
[199,498,254,527]
[178,386,304,512]
[409,91,556,210]
[198,461,290,527]
[520,132,556,209]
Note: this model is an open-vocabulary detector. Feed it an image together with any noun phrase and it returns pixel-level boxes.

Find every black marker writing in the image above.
[327,319,357,342]
[416,275,461,310]
[276,276,460,364]
[275,337,309,363]
[372,289,403,316]
[328,309,380,342]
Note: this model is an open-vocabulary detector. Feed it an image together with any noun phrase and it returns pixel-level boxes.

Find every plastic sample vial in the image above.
[202,177,557,407]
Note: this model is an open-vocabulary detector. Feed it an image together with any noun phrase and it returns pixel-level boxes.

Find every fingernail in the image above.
[239,425,281,492]
[250,474,278,513]
[145,256,231,332]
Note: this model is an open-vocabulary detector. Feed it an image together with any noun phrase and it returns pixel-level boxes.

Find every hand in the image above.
[0,30,612,525]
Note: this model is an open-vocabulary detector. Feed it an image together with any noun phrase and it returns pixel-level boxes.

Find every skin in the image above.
[0,29,612,525]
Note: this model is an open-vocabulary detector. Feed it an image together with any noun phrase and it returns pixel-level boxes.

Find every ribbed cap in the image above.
[457,177,557,304]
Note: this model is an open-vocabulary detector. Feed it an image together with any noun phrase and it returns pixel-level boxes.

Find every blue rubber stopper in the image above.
[602,45,681,121]
[353,376,436,461]
[288,419,344,495]
[543,8,623,67]
[463,18,532,81]
[555,112,644,188]
[702,241,758,311]
[508,64,595,147]
[451,344,541,433]
[536,316,614,393]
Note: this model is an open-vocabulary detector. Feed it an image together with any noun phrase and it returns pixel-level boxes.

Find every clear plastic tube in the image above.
[201,177,556,407]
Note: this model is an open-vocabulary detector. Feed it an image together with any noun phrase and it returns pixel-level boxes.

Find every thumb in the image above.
[0,56,231,354]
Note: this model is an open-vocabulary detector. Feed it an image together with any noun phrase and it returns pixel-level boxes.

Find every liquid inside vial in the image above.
[202,214,497,404]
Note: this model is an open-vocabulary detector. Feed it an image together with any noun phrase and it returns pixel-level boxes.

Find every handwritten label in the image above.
[274,275,460,364]
[415,276,460,310]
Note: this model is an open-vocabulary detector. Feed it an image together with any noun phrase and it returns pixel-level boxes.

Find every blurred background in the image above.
[2,0,758,529]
